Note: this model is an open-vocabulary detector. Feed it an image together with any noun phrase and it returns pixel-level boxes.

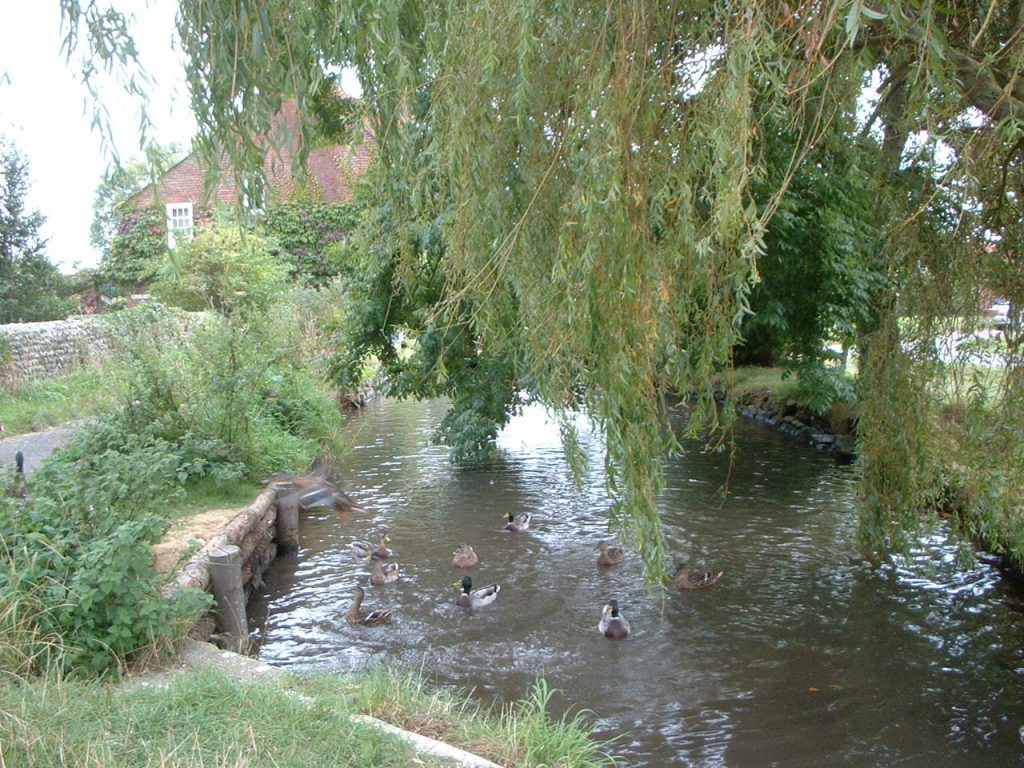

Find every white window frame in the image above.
[166,202,194,248]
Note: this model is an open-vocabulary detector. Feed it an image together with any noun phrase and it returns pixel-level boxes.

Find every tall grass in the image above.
[0,366,125,436]
[0,550,66,682]
[307,668,618,767]
[0,669,615,767]
[0,670,422,768]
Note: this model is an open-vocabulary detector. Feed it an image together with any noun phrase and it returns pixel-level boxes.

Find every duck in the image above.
[346,585,392,626]
[598,599,631,639]
[673,564,723,590]
[351,531,394,560]
[502,511,531,532]
[451,543,479,568]
[596,542,625,567]
[454,576,500,608]
[6,451,27,499]
[264,470,366,514]
[370,560,400,585]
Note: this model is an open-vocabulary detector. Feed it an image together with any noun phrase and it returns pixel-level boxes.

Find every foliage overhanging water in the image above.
[251,398,1024,766]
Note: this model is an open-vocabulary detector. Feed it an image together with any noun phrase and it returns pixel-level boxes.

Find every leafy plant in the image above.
[102,205,168,290]
[151,224,288,315]
[263,200,364,286]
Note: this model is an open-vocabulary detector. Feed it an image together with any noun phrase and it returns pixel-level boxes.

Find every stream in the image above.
[250,397,1024,766]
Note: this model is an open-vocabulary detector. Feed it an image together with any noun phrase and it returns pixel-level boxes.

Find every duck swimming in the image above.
[454,576,500,608]
[502,511,531,532]
[370,560,400,585]
[596,542,625,566]
[351,532,394,560]
[346,585,392,626]
[451,543,479,568]
[673,565,723,590]
[598,599,631,639]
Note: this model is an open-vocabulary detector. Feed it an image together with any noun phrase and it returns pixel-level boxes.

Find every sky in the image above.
[0,1,196,273]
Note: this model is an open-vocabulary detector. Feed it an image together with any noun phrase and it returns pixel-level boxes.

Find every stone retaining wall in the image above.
[728,387,858,461]
[0,316,117,390]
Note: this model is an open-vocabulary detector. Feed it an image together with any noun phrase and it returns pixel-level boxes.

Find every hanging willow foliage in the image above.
[63,1,1024,582]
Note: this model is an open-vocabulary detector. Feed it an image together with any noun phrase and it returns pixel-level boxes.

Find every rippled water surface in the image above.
[251,398,1024,766]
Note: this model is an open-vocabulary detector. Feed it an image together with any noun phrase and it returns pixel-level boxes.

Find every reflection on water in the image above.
[250,398,1024,767]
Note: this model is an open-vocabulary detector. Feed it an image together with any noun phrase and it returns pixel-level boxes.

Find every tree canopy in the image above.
[61,1,1024,583]
[0,138,71,323]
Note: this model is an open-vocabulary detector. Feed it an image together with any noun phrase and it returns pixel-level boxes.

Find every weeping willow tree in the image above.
[60,1,1024,582]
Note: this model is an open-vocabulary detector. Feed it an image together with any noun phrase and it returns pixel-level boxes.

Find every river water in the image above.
[251,397,1024,766]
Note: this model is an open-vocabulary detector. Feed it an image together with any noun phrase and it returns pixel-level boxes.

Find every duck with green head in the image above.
[598,599,631,639]
[454,576,500,608]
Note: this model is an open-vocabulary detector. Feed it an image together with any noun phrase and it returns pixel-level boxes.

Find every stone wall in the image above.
[0,316,117,390]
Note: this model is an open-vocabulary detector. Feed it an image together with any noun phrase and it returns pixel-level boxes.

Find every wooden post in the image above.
[207,544,248,653]
[277,494,300,555]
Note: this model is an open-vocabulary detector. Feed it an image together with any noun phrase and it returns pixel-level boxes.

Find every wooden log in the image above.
[167,488,277,596]
[276,493,300,555]
[207,543,248,653]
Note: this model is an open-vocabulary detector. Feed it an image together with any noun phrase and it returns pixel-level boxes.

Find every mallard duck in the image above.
[452,543,479,568]
[370,560,400,585]
[346,585,392,626]
[351,531,394,560]
[674,564,723,590]
[454,576,500,608]
[502,511,531,532]
[264,470,366,513]
[6,451,27,499]
[596,542,625,567]
[598,599,631,639]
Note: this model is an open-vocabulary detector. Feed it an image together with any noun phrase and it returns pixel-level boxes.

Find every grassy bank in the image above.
[0,366,126,436]
[0,668,615,767]
[722,366,1024,573]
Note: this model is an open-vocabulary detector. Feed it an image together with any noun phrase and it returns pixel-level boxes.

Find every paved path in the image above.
[0,422,84,475]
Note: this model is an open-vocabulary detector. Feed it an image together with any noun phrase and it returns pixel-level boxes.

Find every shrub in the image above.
[151,225,288,315]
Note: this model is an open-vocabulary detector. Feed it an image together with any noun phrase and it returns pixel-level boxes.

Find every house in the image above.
[126,100,375,248]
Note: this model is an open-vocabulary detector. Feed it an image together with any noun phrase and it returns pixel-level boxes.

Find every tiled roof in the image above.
[129,100,375,211]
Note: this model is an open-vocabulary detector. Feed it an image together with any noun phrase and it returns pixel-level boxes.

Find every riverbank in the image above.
[0,649,613,767]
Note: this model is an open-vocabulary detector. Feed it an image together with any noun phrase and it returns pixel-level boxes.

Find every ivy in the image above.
[263,201,364,286]
[102,205,168,291]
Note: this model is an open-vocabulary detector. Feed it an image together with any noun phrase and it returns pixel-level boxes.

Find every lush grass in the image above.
[0,669,615,768]
[716,366,802,401]
[176,478,263,520]
[0,366,125,436]
[313,669,617,768]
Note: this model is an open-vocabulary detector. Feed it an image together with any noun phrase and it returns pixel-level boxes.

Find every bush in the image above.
[151,225,288,315]
[0,264,350,676]
[0,435,212,675]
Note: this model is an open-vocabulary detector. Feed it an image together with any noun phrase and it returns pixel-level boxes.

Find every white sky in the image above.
[0,1,196,273]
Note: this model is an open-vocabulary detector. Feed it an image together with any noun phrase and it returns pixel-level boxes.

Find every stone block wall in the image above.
[0,317,117,390]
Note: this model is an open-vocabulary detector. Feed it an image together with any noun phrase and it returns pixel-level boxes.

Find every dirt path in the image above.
[152,506,250,573]
[0,421,84,474]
